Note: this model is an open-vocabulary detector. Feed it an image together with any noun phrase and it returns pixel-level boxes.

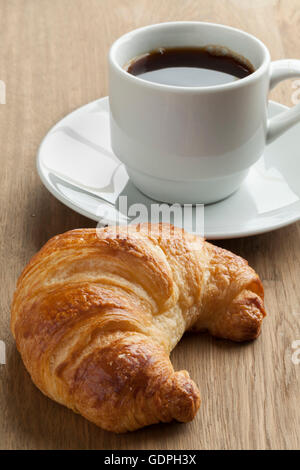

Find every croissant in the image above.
[11,223,266,433]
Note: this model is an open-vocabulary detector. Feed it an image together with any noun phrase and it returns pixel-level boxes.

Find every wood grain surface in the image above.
[0,0,300,450]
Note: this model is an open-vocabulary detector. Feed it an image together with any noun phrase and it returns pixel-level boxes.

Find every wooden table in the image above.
[1,0,299,450]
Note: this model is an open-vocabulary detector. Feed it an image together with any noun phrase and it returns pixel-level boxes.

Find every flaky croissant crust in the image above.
[11,224,266,432]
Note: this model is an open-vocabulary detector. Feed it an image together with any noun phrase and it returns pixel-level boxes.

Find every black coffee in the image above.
[125,47,254,87]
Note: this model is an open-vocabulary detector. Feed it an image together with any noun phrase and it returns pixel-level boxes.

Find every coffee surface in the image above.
[125,47,254,87]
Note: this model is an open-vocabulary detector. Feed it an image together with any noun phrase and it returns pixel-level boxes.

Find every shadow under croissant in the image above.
[5,331,257,450]
[4,345,196,449]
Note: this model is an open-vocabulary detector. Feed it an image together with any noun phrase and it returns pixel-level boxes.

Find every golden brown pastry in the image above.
[11,224,266,433]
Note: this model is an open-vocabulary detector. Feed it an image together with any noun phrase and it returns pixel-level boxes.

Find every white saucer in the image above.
[37,97,300,239]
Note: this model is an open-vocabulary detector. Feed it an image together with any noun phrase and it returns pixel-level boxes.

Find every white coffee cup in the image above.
[109,22,300,204]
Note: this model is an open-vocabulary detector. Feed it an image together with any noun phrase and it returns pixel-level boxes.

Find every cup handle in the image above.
[267,60,300,144]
